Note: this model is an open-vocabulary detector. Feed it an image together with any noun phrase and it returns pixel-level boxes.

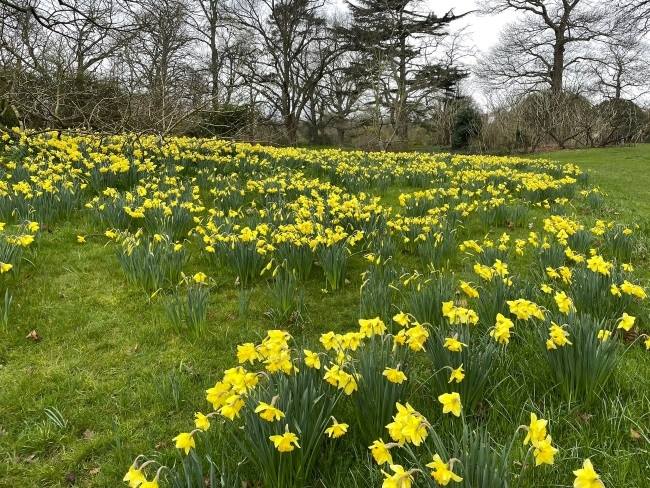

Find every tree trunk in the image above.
[336,126,345,145]
[395,35,408,141]
[551,39,565,94]
[210,23,220,111]
[285,114,298,145]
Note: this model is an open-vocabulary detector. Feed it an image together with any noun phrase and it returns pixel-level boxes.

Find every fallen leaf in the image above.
[577,412,593,423]
[26,330,41,341]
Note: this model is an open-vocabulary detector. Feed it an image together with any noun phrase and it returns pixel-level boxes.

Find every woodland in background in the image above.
[1,0,650,152]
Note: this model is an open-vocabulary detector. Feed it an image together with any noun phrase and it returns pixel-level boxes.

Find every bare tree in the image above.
[588,34,650,101]
[0,0,135,129]
[618,0,650,32]
[0,0,135,34]
[191,0,223,110]
[125,0,197,133]
[189,0,241,111]
[229,0,339,145]
[320,52,369,145]
[479,0,607,94]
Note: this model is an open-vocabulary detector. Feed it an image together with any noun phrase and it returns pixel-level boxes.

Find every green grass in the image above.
[1,145,650,487]
[534,144,650,218]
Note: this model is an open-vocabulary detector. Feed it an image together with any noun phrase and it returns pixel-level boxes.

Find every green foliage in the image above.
[215,241,266,289]
[164,282,210,335]
[117,234,189,292]
[1,145,650,487]
[267,263,304,326]
[415,226,456,268]
[359,261,398,323]
[425,325,499,414]
[318,241,349,291]
[351,336,408,444]
[542,314,620,404]
[400,271,454,327]
[475,276,515,324]
[235,368,341,488]
[401,423,513,488]
[275,243,313,282]
[570,268,631,319]
[451,103,483,150]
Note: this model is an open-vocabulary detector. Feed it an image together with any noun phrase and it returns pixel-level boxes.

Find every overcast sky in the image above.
[431,0,517,54]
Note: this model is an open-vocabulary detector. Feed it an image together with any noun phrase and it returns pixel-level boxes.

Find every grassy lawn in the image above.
[534,144,650,219]
[0,144,649,487]
[533,145,650,285]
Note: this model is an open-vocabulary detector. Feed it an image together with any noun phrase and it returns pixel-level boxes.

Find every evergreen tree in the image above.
[341,0,467,143]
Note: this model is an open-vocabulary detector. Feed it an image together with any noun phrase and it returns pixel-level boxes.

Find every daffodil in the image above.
[547,323,572,349]
[303,349,321,369]
[459,281,479,298]
[123,465,146,487]
[438,392,462,417]
[404,323,429,351]
[443,337,467,352]
[448,365,465,383]
[586,255,612,276]
[325,418,349,438]
[219,394,245,420]
[617,313,635,331]
[381,464,414,488]
[490,313,514,345]
[392,312,410,327]
[523,413,547,445]
[369,439,394,465]
[554,291,574,314]
[172,432,195,455]
[269,428,300,452]
[383,367,407,384]
[194,412,210,431]
[532,435,558,466]
[193,271,207,284]
[426,454,462,485]
[359,317,387,337]
[386,402,429,446]
[620,280,647,299]
[597,329,612,342]
[255,401,285,422]
[236,343,259,364]
[573,459,604,488]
